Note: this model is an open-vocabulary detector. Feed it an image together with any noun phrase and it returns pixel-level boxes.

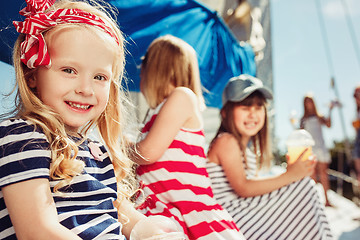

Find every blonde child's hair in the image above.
[11,0,133,200]
[212,91,272,169]
[140,35,205,110]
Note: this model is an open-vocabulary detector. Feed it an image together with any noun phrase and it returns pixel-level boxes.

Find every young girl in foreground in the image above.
[0,0,176,239]
[207,74,333,240]
[132,35,244,240]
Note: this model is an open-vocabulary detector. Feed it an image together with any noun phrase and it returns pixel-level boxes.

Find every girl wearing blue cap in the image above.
[207,74,333,239]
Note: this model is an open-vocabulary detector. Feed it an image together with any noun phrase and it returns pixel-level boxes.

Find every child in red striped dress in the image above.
[130,35,245,240]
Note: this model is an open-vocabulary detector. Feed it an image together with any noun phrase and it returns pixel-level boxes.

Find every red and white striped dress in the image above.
[136,102,244,240]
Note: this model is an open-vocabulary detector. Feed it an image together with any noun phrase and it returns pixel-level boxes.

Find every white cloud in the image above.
[323,0,360,19]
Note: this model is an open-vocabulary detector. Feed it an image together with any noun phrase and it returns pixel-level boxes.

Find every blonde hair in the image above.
[140,35,205,109]
[11,0,133,200]
[211,91,272,169]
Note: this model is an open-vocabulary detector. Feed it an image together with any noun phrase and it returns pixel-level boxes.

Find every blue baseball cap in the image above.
[222,74,273,105]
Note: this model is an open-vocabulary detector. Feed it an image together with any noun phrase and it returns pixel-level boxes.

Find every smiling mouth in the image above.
[245,122,257,128]
[66,101,92,110]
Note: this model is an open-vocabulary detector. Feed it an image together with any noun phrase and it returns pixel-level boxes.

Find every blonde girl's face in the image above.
[30,27,115,134]
[233,103,266,144]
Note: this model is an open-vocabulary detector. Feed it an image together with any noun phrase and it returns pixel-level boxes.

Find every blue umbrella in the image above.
[0,0,25,65]
[0,0,256,108]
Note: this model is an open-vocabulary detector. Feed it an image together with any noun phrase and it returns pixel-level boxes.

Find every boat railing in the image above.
[328,146,360,206]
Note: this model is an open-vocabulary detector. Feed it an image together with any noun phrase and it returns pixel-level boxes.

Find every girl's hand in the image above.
[114,198,185,239]
[130,215,185,240]
[286,148,316,182]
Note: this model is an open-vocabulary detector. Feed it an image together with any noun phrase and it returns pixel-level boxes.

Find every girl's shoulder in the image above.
[217,132,237,141]
[162,87,197,110]
[208,133,242,165]
[159,87,203,130]
[167,87,201,110]
[169,87,197,100]
[211,133,238,150]
[304,114,324,122]
[1,118,35,132]
[0,118,46,142]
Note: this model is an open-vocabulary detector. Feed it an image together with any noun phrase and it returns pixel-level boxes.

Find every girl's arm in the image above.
[320,102,334,128]
[115,199,182,239]
[320,115,331,128]
[133,87,200,165]
[3,178,82,240]
[208,133,315,197]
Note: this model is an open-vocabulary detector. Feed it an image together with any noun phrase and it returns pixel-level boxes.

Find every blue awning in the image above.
[0,0,256,108]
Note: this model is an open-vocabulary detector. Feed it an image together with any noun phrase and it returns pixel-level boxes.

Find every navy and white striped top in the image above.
[0,119,125,240]
[207,148,333,240]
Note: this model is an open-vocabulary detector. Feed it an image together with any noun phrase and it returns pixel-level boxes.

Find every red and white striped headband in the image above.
[13,0,120,68]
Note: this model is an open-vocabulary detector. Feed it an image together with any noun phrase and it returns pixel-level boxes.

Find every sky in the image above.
[1,0,360,153]
[270,0,360,152]
[0,62,15,116]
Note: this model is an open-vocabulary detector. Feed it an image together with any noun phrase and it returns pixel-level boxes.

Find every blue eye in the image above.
[94,75,107,81]
[63,68,75,74]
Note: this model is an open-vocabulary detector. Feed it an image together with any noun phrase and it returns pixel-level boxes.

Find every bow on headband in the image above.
[13,0,119,68]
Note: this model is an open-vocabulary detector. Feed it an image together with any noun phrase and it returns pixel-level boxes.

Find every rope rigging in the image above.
[341,0,360,71]
[314,0,335,77]
[315,0,360,199]
[315,0,352,158]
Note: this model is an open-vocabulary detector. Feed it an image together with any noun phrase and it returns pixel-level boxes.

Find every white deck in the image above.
[318,185,360,240]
